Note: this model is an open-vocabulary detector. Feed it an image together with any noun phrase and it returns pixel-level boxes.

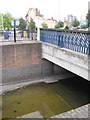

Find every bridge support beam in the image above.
[42,43,90,81]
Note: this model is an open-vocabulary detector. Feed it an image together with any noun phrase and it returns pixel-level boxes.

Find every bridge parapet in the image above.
[40,29,90,55]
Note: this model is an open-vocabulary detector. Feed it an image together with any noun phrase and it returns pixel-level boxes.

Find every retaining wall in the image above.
[1,42,67,85]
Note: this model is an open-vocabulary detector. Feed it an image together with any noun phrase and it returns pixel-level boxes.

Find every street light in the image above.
[11,19,19,42]
[58,0,60,29]
[14,19,16,42]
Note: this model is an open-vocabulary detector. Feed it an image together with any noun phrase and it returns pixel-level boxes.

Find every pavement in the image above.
[0,39,39,46]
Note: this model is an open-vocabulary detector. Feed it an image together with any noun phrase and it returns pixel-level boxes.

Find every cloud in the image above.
[0,0,89,21]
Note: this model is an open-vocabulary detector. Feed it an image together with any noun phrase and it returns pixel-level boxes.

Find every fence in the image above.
[40,28,90,55]
[0,29,37,41]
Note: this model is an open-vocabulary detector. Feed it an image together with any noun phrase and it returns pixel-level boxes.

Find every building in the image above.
[64,15,77,28]
[25,8,57,28]
[67,15,77,24]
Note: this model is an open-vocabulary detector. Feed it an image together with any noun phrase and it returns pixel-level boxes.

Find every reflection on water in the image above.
[2,77,89,118]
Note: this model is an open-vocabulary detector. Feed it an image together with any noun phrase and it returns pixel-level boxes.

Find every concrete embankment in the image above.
[1,42,74,86]
[1,73,75,94]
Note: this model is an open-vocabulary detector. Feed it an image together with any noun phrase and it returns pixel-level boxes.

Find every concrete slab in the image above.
[0,74,75,94]
[0,40,39,46]
[19,111,43,118]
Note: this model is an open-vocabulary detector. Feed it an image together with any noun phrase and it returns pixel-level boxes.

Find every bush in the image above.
[65,26,69,30]
[41,22,48,29]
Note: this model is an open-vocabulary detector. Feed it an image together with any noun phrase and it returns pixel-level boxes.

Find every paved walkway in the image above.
[0,40,39,46]
[51,104,89,118]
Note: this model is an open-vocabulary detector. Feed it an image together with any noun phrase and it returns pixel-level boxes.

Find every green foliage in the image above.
[19,18,26,30]
[0,12,13,29]
[41,22,48,29]
[86,10,90,27]
[65,26,69,30]
[0,14,3,28]
[72,19,80,27]
[29,18,36,30]
[81,24,88,29]
[55,21,64,29]
[3,12,14,29]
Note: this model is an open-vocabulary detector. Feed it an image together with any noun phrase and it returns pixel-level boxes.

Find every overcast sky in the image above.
[0,0,89,21]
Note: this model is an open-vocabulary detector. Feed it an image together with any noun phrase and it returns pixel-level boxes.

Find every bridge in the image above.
[1,29,90,119]
[40,29,90,81]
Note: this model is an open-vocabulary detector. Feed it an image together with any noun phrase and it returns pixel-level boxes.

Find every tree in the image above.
[19,18,26,30]
[28,18,36,40]
[55,21,64,29]
[81,24,88,29]
[29,18,36,30]
[41,22,48,29]
[86,10,90,27]
[65,26,69,30]
[0,14,3,28]
[3,12,14,29]
[72,19,80,27]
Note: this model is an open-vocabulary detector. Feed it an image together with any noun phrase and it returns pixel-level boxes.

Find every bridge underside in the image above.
[42,42,90,81]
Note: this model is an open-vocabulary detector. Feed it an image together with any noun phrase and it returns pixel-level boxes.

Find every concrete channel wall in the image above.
[1,42,70,85]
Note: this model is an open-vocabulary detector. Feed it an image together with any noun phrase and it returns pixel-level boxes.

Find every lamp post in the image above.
[14,19,16,42]
[11,19,19,42]
[58,0,60,29]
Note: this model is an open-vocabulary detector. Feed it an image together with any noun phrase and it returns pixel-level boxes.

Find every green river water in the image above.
[1,77,89,118]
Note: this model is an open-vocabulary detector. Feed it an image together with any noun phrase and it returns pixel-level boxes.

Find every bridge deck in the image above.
[42,42,90,81]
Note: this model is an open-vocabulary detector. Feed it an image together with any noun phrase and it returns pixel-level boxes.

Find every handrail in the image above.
[40,28,90,34]
[40,28,90,55]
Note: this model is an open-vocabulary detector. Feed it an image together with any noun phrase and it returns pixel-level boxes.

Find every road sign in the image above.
[11,20,14,26]
[80,20,87,25]
[11,19,19,26]
[16,20,19,26]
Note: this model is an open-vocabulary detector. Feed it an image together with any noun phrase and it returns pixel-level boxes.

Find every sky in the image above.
[0,0,89,21]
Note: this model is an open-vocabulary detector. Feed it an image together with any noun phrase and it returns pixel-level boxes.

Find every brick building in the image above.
[25,8,57,28]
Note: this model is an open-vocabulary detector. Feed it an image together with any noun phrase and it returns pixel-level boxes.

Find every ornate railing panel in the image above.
[40,29,90,55]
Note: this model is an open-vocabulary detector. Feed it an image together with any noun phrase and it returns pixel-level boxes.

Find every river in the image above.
[2,76,89,118]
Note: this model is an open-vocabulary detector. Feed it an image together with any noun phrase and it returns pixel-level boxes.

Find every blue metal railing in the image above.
[40,28,90,55]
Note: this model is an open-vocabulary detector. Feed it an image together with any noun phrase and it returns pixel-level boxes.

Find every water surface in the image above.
[2,77,89,118]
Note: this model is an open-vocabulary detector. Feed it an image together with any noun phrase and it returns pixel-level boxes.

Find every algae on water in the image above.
[2,77,89,118]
